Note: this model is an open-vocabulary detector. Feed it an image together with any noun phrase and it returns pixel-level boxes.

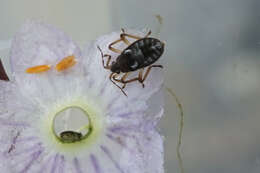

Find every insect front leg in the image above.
[109,73,128,96]
[113,72,141,89]
[97,46,112,69]
[118,73,129,89]
[103,54,112,69]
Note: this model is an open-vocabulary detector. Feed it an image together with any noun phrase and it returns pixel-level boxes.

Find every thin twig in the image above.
[165,86,184,173]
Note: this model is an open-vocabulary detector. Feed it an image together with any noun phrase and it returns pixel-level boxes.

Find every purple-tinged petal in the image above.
[38,154,54,173]
[8,20,86,106]
[50,153,59,173]
[90,154,102,173]
[20,149,43,173]
[10,20,81,74]
[100,145,124,173]
[0,22,165,173]
[0,118,29,127]
[57,155,65,173]
[73,157,83,173]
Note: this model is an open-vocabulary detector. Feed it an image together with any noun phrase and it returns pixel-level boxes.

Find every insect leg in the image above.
[141,65,163,85]
[110,65,162,94]
[112,72,132,89]
[120,29,152,44]
[144,30,152,37]
[110,73,128,96]
[97,46,112,69]
[138,69,145,88]
[108,38,125,54]
[112,65,162,90]
[108,29,152,54]
[120,28,134,45]
[119,72,129,89]
[113,72,142,89]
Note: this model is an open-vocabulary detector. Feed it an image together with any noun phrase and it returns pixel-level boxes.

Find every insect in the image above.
[60,131,82,143]
[97,29,164,96]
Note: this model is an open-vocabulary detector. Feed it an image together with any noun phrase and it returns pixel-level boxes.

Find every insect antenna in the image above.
[97,45,104,56]
[97,45,112,70]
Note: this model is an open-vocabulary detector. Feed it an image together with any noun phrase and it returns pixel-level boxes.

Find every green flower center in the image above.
[52,106,93,143]
[39,98,104,154]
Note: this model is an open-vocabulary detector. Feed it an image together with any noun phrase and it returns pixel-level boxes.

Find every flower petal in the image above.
[9,20,84,102]
[1,24,165,172]
[10,20,82,75]
[100,109,164,173]
[1,75,164,173]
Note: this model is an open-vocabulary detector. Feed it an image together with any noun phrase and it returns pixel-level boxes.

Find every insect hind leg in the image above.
[112,65,162,93]
[108,38,125,54]
[140,65,163,87]
[108,29,152,54]
[120,29,152,45]
[108,29,131,54]
[114,66,163,89]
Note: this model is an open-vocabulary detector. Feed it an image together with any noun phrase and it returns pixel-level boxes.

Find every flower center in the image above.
[40,99,104,154]
[52,106,92,143]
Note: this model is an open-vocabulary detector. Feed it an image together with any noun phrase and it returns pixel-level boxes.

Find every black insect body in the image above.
[113,38,164,73]
[98,29,164,96]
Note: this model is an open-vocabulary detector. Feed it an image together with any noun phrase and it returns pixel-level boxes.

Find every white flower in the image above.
[0,20,164,173]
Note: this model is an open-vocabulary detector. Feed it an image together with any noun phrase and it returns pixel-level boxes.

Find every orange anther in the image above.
[56,55,77,72]
[26,65,51,74]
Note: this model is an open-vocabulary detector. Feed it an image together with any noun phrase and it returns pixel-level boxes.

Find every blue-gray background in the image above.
[1,0,260,172]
